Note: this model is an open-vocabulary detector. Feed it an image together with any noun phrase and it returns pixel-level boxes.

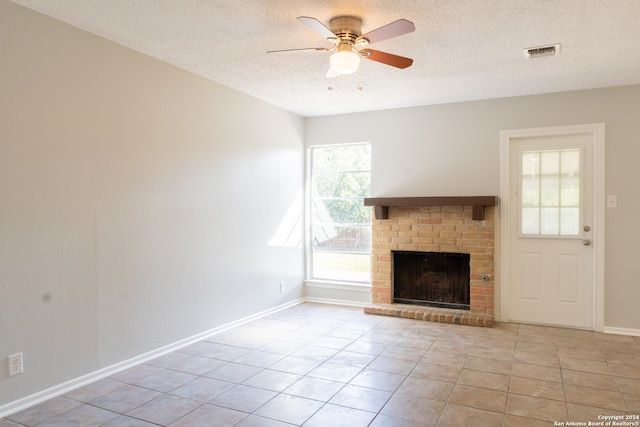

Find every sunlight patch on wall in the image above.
[268,191,303,248]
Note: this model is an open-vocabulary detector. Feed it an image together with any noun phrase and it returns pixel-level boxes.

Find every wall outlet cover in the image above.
[9,353,23,376]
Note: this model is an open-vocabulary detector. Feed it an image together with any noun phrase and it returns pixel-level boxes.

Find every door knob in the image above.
[583,239,592,246]
[584,225,591,232]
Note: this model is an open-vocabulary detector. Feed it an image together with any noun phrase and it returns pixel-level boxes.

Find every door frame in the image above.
[499,123,605,331]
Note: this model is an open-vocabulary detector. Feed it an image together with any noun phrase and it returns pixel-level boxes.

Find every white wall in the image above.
[0,1,304,407]
[306,85,640,331]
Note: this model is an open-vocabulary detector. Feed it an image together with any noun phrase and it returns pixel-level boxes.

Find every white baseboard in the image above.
[0,298,304,418]
[603,326,640,337]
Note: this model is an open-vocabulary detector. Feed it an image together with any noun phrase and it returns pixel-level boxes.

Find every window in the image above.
[521,148,581,236]
[309,143,371,282]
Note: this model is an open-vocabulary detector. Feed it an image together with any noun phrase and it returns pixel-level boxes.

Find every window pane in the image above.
[540,151,560,175]
[541,176,560,206]
[560,208,580,235]
[522,208,540,235]
[522,152,540,178]
[313,171,371,198]
[561,177,580,206]
[312,145,371,172]
[541,208,559,235]
[522,178,539,207]
[312,252,371,282]
[312,225,371,252]
[561,149,580,177]
[317,199,371,224]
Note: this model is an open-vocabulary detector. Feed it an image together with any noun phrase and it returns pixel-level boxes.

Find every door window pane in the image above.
[521,149,581,236]
[522,207,540,235]
[561,177,580,205]
[541,176,560,206]
[540,208,560,235]
[560,208,580,235]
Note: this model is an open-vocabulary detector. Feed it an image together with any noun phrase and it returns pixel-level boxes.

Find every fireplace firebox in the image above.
[393,251,470,310]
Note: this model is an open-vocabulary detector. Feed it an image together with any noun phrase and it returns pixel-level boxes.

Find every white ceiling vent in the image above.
[524,44,560,59]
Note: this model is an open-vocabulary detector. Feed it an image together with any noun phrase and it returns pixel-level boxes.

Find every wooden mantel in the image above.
[364,196,499,221]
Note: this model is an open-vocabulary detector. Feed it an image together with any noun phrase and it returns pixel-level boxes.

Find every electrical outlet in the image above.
[8,353,23,376]
[280,281,285,293]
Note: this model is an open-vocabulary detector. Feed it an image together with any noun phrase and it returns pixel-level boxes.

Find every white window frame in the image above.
[304,142,372,290]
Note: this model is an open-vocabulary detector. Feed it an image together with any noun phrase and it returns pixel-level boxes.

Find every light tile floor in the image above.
[3,303,640,426]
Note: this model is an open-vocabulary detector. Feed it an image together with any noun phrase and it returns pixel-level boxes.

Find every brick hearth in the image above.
[367,204,496,327]
[363,304,493,327]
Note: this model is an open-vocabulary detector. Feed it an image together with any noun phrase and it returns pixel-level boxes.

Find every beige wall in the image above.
[306,85,640,331]
[0,1,304,407]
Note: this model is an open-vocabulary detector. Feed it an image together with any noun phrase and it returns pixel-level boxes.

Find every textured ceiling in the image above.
[10,0,640,117]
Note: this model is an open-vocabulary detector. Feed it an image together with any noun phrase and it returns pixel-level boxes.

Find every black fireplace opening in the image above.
[393,250,470,310]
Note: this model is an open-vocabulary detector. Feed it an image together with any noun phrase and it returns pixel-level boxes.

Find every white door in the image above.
[504,126,602,329]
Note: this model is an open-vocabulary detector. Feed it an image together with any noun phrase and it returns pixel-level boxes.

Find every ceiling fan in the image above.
[268,15,415,77]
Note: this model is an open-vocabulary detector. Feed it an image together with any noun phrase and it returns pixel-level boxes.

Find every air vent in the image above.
[524,44,560,59]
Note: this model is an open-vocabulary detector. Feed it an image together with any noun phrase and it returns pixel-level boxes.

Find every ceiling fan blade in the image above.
[267,47,331,54]
[362,49,413,69]
[359,19,415,45]
[297,16,336,40]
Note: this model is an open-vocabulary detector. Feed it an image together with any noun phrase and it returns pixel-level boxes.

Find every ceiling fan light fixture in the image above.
[270,15,415,77]
[330,44,360,75]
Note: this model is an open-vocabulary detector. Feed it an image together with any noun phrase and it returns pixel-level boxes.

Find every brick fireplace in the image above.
[363,196,498,327]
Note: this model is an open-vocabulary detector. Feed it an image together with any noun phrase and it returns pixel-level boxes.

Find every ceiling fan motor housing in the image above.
[329,16,362,45]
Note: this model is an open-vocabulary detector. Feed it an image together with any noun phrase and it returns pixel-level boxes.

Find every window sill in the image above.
[304,279,372,293]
